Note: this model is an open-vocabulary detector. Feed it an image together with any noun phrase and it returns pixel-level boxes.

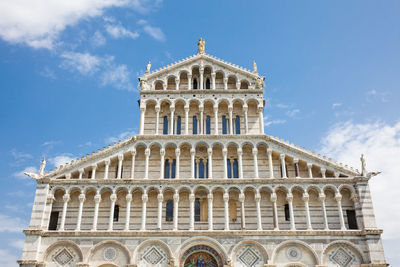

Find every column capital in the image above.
[170,106,175,112]
[238,148,243,155]
[280,153,286,160]
[173,193,179,202]
[91,164,97,169]
[302,193,309,202]
[211,72,216,77]
[228,105,233,112]
[94,194,102,203]
[47,194,55,203]
[255,193,261,202]
[110,193,117,202]
[126,193,133,202]
[160,148,165,157]
[307,163,313,168]
[187,73,192,78]
[190,148,196,155]
[118,154,124,161]
[66,173,72,179]
[142,193,148,202]
[223,77,228,82]
[222,148,228,155]
[213,104,218,110]
[63,193,70,203]
[145,148,150,156]
[252,147,258,155]
[207,147,213,155]
[334,172,340,178]
[223,193,229,202]
[319,193,326,202]
[104,159,110,165]
[78,193,86,203]
[335,193,342,202]
[239,193,245,203]
[184,105,189,112]
[267,148,273,155]
[257,105,264,112]
[243,105,248,112]
[286,193,293,202]
[270,193,277,202]
[199,105,204,112]
[189,193,195,201]
[78,168,84,174]
[207,193,213,200]
[157,193,164,202]
[131,150,136,157]
[140,106,146,112]
[155,105,160,112]
[175,148,181,156]
[293,158,299,164]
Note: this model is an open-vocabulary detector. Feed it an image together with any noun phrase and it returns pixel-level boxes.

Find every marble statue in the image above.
[253,61,258,74]
[360,154,366,176]
[145,61,151,74]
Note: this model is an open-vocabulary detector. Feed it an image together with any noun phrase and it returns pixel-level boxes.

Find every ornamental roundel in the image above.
[286,247,302,262]
[103,247,118,262]
[181,244,223,267]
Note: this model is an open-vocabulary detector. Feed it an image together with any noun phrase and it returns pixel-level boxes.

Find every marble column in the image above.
[211,72,216,89]
[59,193,70,231]
[321,168,326,178]
[208,193,213,230]
[253,147,259,178]
[199,67,204,90]
[141,193,148,231]
[175,148,180,179]
[173,193,179,231]
[267,149,274,179]
[223,148,228,179]
[214,104,219,135]
[117,154,123,179]
[157,193,163,230]
[207,148,213,179]
[238,148,243,179]
[255,193,263,230]
[144,148,150,179]
[228,106,233,134]
[130,150,136,179]
[155,105,160,135]
[293,159,300,178]
[271,193,279,230]
[258,106,264,134]
[303,193,312,230]
[190,148,195,179]
[160,148,165,179]
[307,163,313,178]
[185,106,189,135]
[78,169,83,179]
[319,193,329,230]
[239,193,246,230]
[223,77,228,90]
[236,81,240,90]
[75,193,85,231]
[243,105,249,134]
[223,193,230,230]
[189,193,195,231]
[125,193,132,231]
[175,79,180,90]
[170,106,175,135]
[92,194,101,231]
[280,154,287,178]
[199,105,204,135]
[91,164,97,179]
[108,193,117,231]
[287,193,296,230]
[335,193,346,230]
[104,159,110,179]
[139,106,146,135]
[188,74,192,90]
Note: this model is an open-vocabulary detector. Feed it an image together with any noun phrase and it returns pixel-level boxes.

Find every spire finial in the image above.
[253,61,258,74]
[197,38,205,54]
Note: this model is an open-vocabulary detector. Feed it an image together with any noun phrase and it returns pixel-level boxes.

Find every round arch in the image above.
[133,239,174,265]
[271,240,319,266]
[42,240,83,263]
[85,240,132,264]
[230,240,269,266]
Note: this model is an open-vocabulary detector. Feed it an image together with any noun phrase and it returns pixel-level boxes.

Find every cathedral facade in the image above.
[19,40,388,267]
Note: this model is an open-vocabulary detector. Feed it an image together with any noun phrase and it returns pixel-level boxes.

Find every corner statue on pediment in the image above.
[198,38,205,54]
[360,154,366,176]
[25,157,46,179]
[253,61,258,74]
[138,78,149,90]
[255,76,266,89]
[145,61,151,74]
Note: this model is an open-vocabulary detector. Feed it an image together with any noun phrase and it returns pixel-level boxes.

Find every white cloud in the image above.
[143,25,165,41]
[0,249,19,267]
[10,149,32,160]
[48,154,75,168]
[366,89,388,103]
[275,103,289,109]
[105,24,139,39]
[39,67,56,79]
[286,109,300,117]
[0,213,26,233]
[10,239,25,250]
[91,31,106,47]
[320,120,400,240]
[60,52,102,75]
[101,64,134,91]
[264,116,286,127]
[13,166,38,179]
[332,103,342,109]
[105,130,137,144]
[0,0,131,49]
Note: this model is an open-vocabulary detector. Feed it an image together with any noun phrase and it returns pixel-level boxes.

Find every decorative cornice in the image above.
[140,89,263,95]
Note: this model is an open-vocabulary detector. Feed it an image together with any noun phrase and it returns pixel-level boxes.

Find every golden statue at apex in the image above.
[197,38,205,54]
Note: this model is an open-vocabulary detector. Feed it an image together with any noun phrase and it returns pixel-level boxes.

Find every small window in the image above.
[206,78,211,89]
[193,78,198,89]
[113,205,119,221]
[165,159,170,179]
[194,159,197,178]
[199,159,205,179]
[166,200,173,221]
[48,211,59,230]
[235,115,240,134]
[222,115,227,134]
[193,116,198,134]
[206,116,211,134]
[347,210,358,229]
[284,204,290,221]
[195,198,201,221]
[176,116,181,135]
[227,159,232,179]
[171,159,176,179]
[163,116,169,135]
[233,159,239,178]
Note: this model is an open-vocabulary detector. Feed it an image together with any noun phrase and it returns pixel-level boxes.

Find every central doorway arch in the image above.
[181,244,223,267]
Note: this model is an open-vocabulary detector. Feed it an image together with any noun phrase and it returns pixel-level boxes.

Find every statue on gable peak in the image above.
[198,38,205,54]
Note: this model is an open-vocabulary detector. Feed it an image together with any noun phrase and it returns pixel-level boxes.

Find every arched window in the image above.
[195,198,201,221]
[206,78,211,89]
[233,159,239,178]
[165,159,170,179]
[171,159,176,179]
[222,115,227,134]
[199,159,204,179]
[163,116,168,135]
[193,78,198,89]
[206,116,211,134]
[166,200,173,221]
[113,205,119,221]
[235,115,240,134]
[176,116,181,135]
[227,159,232,179]
[193,116,198,134]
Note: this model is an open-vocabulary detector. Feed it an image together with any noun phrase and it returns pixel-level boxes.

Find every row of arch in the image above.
[141,97,263,109]
[42,237,366,266]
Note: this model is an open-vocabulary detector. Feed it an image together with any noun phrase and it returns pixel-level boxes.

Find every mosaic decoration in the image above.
[53,248,74,266]
[103,247,118,262]
[329,247,355,267]
[142,245,167,265]
[286,247,302,261]
[181,245,223,267]
[237,247,261,267]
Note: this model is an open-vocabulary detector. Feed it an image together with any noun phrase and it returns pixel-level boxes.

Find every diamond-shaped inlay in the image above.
[331,248,354,267]
[142,246,166,265]
[238,247,260,267]
[54,248,74,266]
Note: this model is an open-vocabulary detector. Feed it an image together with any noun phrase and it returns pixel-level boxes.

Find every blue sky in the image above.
[0,1,399,266]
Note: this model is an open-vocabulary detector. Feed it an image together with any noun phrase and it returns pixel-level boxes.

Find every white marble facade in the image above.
[19,42,388,267]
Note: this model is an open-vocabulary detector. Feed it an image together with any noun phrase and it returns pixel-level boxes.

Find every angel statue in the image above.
[198,38,205,54]
[253,61,258,74]
[24,157,46,179]
[145,61,151,74]
[137,78,149,90]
